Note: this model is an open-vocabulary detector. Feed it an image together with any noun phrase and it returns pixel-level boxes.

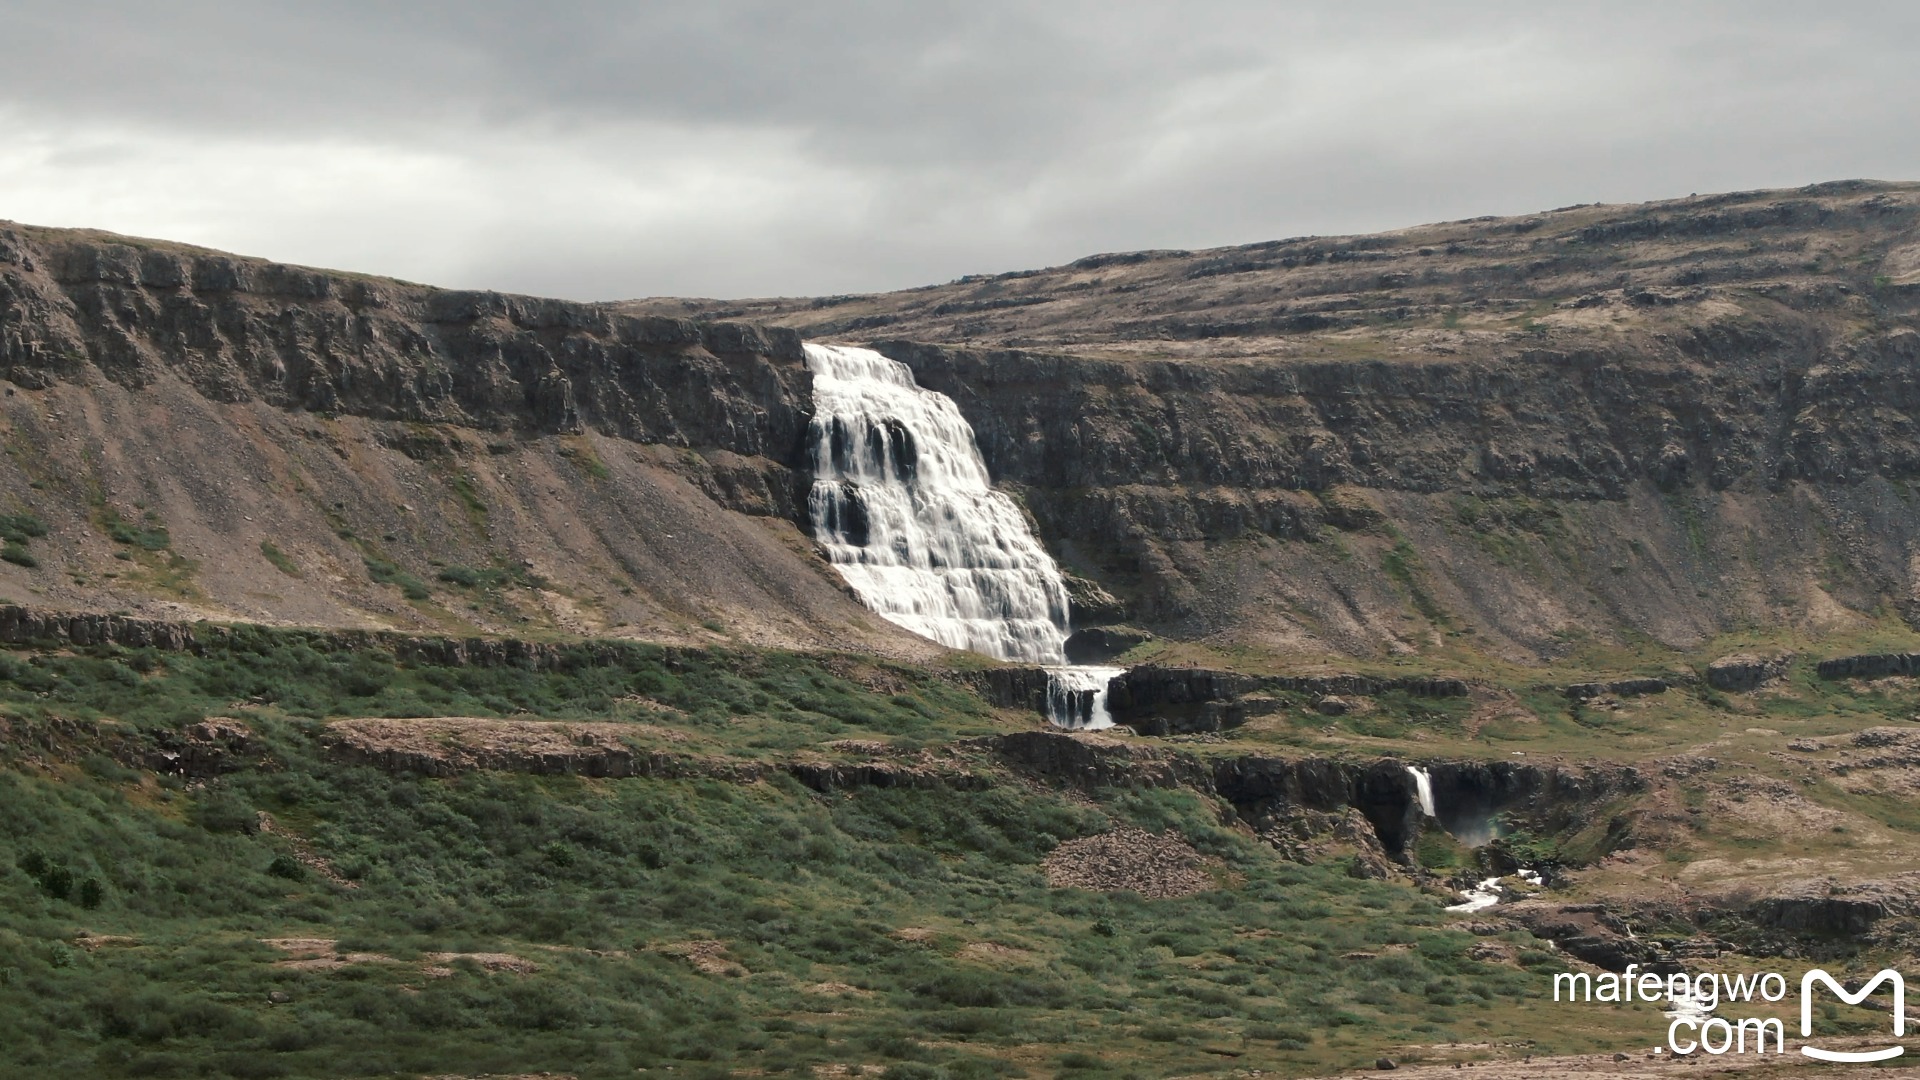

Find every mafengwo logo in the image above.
[1555,965,1906,1061]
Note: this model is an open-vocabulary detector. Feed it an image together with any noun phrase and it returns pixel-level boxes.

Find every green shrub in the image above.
[189,789,258,834]
[0,512,45,566]
[259,541,300,576]
[107,518,172,551]
[363,556,431,600]
[265,854,306,881]
[0,512,47,543]
[436,565,513,589]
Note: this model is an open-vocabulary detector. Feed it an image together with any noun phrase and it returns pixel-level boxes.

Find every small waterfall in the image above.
[1407,765,1437,818]
[1044,665,1125,730]
[803,343,1114,726]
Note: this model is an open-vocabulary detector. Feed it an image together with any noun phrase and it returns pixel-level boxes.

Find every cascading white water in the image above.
[1045,665,1126,731]
[803,343,1116,727]
[805,342,1070,662]
[1445,868,1542,914]
[1407,766,1437,818]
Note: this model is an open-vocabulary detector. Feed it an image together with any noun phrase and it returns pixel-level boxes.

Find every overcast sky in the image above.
[2,2,1916,300]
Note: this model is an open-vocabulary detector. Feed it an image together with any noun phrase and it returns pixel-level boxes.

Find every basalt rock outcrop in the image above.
[1502,902,1657,971]
[0,226,815,456]
[0,602,717,671]
[1564,677,1670,701]
[985,730,1640,864]
[0,224,914,653]
[1706,653,1794,691]
[1107,665,1470,734]
[1062,625,1152,663]
[1816,652,1920,680]
[10,185,1920,662]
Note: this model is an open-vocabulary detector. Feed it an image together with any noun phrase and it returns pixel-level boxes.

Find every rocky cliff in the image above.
[8,182,1920,664]
[0,224,939,654]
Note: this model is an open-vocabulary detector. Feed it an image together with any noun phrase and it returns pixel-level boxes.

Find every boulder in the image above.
[1707,653,1793,691]
[1062,575,1127,624]
[1063,625,1153,663]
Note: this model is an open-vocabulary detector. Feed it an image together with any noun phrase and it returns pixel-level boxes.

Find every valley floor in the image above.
[5,615,1920,1078]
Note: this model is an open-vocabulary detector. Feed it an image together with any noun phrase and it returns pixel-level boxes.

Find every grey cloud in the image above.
[2,2,1918,299]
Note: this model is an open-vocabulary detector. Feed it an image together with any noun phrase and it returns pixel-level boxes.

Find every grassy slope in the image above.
[0,635,1682,1080]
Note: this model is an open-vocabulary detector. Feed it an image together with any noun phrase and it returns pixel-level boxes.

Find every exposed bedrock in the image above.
[0,227,816,459]
[986,730,1641,862]
[1563,677,1671,701]
[1816,652,1920,679]
[876,327,1920,655]
[1705,652,1794,690]
[11,193,1920,659]
[1062,625,1152,663]
[1105,665,1469,734]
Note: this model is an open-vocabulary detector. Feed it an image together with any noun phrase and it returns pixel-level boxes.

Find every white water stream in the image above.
[803,343,1116,727]
[1444,869,1542,914]
[1407,764,1545,914]
[1045,665,1127,730]
[1407,766,1437,818]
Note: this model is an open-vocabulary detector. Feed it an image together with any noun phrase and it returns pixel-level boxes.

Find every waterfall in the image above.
[1407,766,1437,818]
[1044,665,1125,730]
[803,343,1115,727]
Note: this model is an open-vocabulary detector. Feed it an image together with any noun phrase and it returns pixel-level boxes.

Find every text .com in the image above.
[1554,965,1907,1062]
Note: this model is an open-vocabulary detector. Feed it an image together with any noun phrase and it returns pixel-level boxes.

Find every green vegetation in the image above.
[1413,827,1468,871]
[362,556,431,601]
[449,472,489,519]
[0,633,1604,1079]
[1380,539,1451,628]
[0,629,998,749]
[0,512,48,568]
[94,509,200,597]
[557,441,611,481]
[0,748,1555,1079]
[105,512,171,552]
[436,564,540,591]
[259,542,300,578]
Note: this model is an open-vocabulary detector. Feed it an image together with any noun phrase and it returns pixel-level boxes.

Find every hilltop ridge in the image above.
[4,182,1920,670]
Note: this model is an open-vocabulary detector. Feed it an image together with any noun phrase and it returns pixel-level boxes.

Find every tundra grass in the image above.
[0,744,1637,1080]
[0,636,1657,1078]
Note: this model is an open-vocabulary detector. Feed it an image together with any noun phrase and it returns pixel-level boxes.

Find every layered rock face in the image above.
[869,295,1920,654]
[0,224,930,653]
[8,182,1920,660]
[840,186,1920,658]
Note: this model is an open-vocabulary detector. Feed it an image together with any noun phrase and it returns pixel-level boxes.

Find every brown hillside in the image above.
[6,180,1920,667]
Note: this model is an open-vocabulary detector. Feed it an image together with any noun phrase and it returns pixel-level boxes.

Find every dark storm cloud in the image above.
[3,2,1918,298]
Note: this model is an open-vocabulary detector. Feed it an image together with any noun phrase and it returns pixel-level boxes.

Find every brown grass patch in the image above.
[805,982,873,997]
[958,941,1034,964]
[424,951,539,974]
[651,939,746,977]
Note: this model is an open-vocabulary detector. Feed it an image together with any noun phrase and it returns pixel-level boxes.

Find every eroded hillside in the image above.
[0,229,943,657]
[7,182,1920,671]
